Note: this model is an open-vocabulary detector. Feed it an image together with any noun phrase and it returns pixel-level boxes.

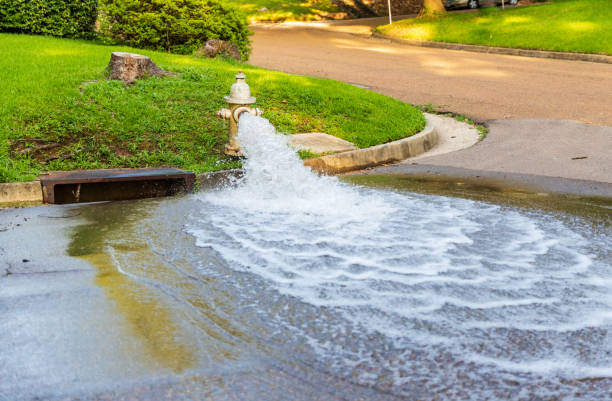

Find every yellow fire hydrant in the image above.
[217,72,263,156]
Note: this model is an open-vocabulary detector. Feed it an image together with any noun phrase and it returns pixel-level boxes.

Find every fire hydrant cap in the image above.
[224,71,256,104]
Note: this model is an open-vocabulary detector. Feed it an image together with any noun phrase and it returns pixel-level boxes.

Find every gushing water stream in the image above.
[187,114,612,398]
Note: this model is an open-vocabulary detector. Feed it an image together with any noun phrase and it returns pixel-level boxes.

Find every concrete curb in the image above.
[304,121,438,174]
[0,181,43,204]
[372,32,612,64]
[196,169,243,189]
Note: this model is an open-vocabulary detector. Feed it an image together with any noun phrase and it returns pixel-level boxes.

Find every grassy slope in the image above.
[223,0,343,23]
[376,0,612,55]
[0,34,425,182]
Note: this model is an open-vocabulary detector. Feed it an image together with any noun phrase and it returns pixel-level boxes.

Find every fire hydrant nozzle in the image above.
[233,106,263,122]
[217,108,232,119]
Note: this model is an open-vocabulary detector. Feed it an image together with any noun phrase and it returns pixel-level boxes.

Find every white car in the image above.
[444,0,518,9]
[496,0,519,5]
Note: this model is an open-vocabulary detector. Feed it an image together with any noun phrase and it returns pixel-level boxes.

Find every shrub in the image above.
[0,0,98,38]
[98,0,251,59]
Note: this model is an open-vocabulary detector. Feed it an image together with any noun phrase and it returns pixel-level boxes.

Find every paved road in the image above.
[250,18,612,126]
[0,202,401,401]
[251,18,612,185]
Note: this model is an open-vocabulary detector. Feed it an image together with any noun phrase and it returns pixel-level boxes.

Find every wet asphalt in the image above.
[0,203,403,401]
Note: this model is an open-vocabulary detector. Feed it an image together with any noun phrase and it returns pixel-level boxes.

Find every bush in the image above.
[99,0,251,59]
[0,0,97,38]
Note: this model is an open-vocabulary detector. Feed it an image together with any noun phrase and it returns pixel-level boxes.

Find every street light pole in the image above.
[387,0,393,24]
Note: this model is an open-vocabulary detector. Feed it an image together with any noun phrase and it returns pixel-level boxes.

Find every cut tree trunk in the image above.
[106,52,171,83]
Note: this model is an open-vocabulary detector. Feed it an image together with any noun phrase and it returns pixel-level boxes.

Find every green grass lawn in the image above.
[376,0,612,55]
[0,34,425,182]
[223,0,344,23]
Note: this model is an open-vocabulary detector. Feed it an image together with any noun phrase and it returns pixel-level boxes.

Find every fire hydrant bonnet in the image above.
[224,72,256,105]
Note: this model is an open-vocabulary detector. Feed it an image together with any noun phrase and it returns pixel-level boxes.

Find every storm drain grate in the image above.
[39,168,195,204]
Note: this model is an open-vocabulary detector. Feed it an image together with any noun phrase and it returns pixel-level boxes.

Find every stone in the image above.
[106,52,171,83]
[195,39,241,61]
[288,133,357,155]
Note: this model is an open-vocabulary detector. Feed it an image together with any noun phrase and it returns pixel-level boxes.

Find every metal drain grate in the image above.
[39,168,195,204]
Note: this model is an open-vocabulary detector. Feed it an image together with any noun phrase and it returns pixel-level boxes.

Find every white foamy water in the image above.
[189,114,612,396]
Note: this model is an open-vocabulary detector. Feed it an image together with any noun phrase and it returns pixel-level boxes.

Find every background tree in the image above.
[419,0,447,16]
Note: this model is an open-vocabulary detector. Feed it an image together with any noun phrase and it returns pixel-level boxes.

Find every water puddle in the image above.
[67,205,199,374]
[55,114,611,399]
[186,114,612,398]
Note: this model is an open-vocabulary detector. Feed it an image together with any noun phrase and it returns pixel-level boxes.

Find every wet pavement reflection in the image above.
[1,177,611,400]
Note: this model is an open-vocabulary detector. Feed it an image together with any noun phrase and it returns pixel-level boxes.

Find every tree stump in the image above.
[106,52,170,83]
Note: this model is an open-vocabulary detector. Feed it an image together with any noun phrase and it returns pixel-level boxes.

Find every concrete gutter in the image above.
[0,180,43,204]
[164,166,612,199]
[354,164,612,199]
[304,121,438,174]
[372,32,612,64]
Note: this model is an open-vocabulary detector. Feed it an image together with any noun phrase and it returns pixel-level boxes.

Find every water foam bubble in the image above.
[188,114,612,395]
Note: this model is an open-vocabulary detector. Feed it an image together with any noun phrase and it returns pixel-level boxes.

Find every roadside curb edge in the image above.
[372,32,612,64]
[304,121,439,174]
[0,181,43,204]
